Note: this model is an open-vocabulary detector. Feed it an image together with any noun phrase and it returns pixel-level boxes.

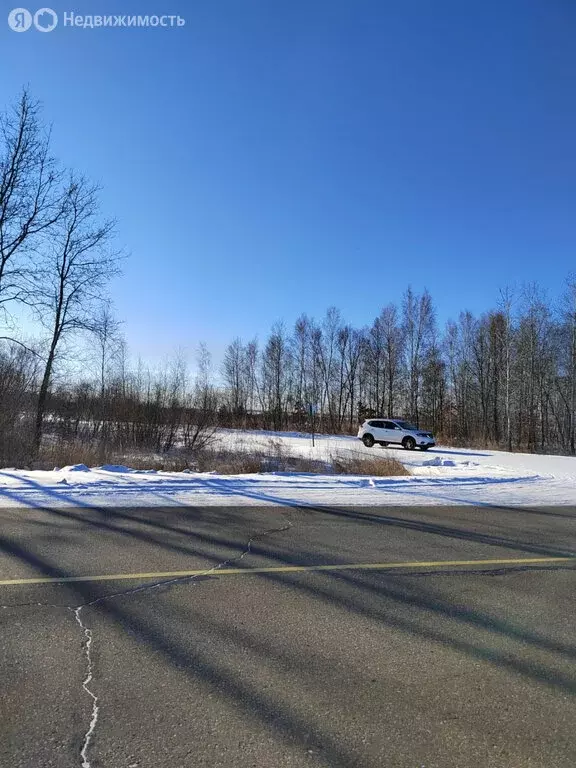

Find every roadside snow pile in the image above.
[96,464,159,475]
[97,464,133,473]
[61,464,91,472]
[422,457,457,467]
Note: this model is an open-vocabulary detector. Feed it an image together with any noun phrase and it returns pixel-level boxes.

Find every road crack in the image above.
[72,607,99,768]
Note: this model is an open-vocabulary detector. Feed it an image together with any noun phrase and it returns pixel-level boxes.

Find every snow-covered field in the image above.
[0,429,575,509]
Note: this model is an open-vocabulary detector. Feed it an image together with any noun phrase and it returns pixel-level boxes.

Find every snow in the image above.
[0,429,574,509]
[61,464,91,472]
[421,457,458,467]
[96,464,158,474]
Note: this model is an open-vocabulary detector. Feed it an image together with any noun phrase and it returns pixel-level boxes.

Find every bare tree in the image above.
[402,287,435,425]
[222,337,249,421]
[0,90,63,322]
[292,314,311,414]
[313,308,342,431]
[90,302,122,400]
[421,341,446,432]
[162,349,188,452]
[560,276,576,454]
[339,324,363,430]
[380,304,403,417]
[0,341,39,464]
[498,287,515,451]
[183,343,218,452]
[515,284,551,451]
[30,176,119,454]
[245,338,260,416]
[367,313,386,416]
[262,322,292,430]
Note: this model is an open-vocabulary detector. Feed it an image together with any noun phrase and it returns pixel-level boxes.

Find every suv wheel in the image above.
[402,436,416,450]
[362,434,375,448]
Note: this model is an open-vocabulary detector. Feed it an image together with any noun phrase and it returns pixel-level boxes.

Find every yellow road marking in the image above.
[0,556,574,587]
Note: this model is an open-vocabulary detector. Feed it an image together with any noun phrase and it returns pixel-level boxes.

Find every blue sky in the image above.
[2,0,576,364]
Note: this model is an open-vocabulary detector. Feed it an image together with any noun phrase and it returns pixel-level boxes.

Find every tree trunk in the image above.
[34,338,58,457]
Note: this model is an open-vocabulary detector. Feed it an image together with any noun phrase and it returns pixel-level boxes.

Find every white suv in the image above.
[357,418,435,451]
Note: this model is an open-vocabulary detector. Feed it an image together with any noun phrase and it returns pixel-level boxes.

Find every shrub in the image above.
[332,455,410,477]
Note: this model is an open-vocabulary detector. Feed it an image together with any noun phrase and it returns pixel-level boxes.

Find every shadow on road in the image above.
[1,489,576,765]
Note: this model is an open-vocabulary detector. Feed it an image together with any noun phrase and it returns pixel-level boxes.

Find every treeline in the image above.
[218,282,576,455]
[0,341,222,467]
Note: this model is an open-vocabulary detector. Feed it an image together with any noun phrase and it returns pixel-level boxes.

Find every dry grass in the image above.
[34,442,191,472]
[112,454,192,472]
[30,438,408,477]
[332,455,410,477]
[261,456,333,474]
[194,449,264,475]
[34,442,106,471]
[196,445,408,476]
[192,447,331,474]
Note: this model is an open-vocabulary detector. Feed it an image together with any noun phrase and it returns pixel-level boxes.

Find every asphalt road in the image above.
[1,501,575,768]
